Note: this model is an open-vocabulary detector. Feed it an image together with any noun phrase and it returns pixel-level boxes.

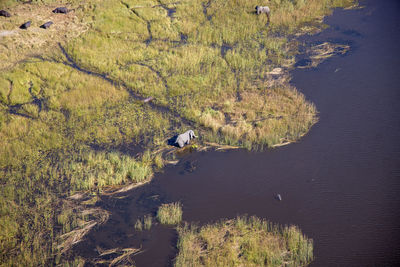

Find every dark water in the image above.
[74,0,400,266]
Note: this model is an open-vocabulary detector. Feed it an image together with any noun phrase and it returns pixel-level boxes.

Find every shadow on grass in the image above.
[167,135,179,147]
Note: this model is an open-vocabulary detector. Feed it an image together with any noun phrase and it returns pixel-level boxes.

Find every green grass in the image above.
[157,202,183,225]
[175,216,313,267]
[63,150,153,191]
[0,0,356,265]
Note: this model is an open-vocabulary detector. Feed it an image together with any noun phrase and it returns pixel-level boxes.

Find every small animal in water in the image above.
[40,21,53,29]
[20,21,31,29]
[255,5,270,22]
[52,7,69,14]
[175,130,197,148]
[0,10,11,17]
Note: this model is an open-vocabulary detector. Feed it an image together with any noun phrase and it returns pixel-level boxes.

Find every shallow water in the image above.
[74,0,400,266]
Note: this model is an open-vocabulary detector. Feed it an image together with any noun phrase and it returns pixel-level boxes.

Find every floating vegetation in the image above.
[94,247,141,266]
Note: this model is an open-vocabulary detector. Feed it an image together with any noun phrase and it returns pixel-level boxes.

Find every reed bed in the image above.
[157,202,183,225]
[175,216,313,267]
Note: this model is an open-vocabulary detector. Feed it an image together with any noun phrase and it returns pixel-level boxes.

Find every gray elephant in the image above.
[255,6,270,22]
[175,130,197,148]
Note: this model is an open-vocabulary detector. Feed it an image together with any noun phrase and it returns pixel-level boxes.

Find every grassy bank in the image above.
[0,0,355,265]
[175,216,313,267]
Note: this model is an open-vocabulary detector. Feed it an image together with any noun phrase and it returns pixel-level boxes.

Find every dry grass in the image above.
[48,194,110,254]
[135,214,153,231]
[157,202,183,225]
[201,86,317,149]
[300,42,350,68]
[0,1,89,71]
[94,246,140,266]
[175,216,313,267]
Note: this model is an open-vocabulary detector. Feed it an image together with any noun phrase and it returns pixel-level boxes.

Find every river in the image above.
[74,0,400,266]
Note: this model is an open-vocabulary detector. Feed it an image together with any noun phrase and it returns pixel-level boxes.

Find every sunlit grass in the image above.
[0,0,89,71]
[135,218,143,231]
[175,216,313,267]
[135,214,153,231]
[157,202,183,225]
[66,150,153,191]
[144,214,153,230]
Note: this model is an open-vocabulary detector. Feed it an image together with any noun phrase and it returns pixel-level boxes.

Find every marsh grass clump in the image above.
[135,214,153,231]
[135,219,143,231]
[153,153,165,169]
[175,216,313,267]
[67,150,153,191]
[157,202,183,225]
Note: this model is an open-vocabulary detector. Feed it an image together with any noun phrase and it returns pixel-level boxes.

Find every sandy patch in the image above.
[0,30,17,37]
[0,3,89,71]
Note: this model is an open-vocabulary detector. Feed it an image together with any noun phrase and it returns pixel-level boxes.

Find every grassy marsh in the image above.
[0,0,355,265]
[175,216,313,267]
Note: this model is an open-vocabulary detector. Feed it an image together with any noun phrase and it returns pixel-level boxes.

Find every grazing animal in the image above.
[40,21,53,29]
[0,10,11,17]
[52,7,69,14]
[20,21,31,29]
[175,130,197,148]
[255,5,270,22]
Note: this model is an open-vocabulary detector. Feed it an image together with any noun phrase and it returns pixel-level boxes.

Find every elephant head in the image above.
[188,130,197,139]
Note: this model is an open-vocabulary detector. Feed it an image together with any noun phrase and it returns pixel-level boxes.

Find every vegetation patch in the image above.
[92,247,140,266]
[296,42,350,68]
[57,203,110,255]
[175,216,313,267]
[135,214,153,231]
[157,202,183,225]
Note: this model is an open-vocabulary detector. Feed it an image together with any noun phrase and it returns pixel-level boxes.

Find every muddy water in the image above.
[74,0,400,266]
